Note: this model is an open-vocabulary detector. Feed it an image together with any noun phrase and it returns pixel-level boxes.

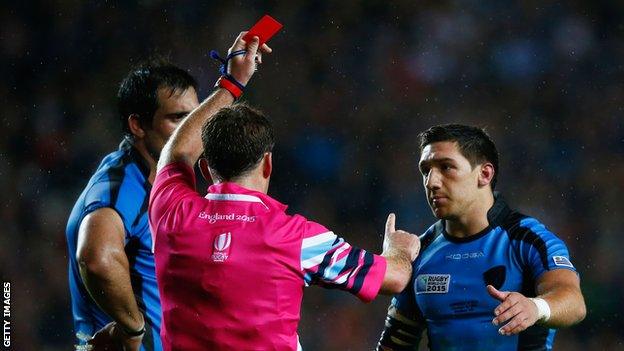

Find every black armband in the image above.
[377,313,423,350]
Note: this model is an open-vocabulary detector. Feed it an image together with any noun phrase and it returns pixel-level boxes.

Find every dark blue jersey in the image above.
[66,138,162,350]
[390,195,577,351]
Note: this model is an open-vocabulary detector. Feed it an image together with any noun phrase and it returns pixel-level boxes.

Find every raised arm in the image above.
[488,269,586,335]
[300,214,419,302]
[157,32,271,171]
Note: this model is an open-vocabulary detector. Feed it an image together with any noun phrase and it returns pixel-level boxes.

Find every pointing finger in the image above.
[385,213,396,234]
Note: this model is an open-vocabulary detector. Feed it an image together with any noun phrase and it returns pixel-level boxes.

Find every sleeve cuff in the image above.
[357,254,387,303]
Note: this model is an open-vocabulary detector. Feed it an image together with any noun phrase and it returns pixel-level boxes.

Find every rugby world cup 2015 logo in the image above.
[211,232,232,262]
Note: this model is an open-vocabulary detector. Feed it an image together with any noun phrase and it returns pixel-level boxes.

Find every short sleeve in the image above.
[516,217,577,280]
[300,221,387,303]
[83,181,114,215]
[148,162,202,235]
[82,175,147,239]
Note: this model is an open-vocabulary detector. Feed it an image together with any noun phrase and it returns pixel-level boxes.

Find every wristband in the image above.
[120,321,146,337]
[529,297,551,322]
[210,49,247,100]
[215,75,244,100]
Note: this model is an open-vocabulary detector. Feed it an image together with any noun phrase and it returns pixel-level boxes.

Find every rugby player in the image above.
[66,61,199,350]
[377,124,586,350]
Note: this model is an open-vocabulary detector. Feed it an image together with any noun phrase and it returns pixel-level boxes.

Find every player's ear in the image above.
[262,152,272,179]
[128,114,146,138]
[198,158,213,182]
[478,162,495,188]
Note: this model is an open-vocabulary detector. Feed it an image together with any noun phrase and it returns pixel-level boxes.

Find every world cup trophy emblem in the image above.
[211,232,232,262]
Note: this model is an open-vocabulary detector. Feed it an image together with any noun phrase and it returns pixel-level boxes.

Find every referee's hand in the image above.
[383,213,420,262]
[226,31,273,87]
[379,213,420,294]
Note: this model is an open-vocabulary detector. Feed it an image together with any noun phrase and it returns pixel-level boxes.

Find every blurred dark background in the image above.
[1,1,623,350]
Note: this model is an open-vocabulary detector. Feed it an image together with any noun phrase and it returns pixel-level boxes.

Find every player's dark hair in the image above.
[201,103,275,181]
[418,124,499,189]
[117,58,198,136]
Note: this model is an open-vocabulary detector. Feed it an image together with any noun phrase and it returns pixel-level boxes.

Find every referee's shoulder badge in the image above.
[212,232,232,262]
[552,256,574,268]
[416,274,451,294]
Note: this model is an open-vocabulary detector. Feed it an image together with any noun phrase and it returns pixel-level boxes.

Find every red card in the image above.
[243,15,283,46]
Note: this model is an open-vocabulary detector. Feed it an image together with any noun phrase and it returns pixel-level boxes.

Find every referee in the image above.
[148,32,420,350]
[377,124,586,350]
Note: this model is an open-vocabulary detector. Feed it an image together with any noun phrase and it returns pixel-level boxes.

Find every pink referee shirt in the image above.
[149,162,387,350]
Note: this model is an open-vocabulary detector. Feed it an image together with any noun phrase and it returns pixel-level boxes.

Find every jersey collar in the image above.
[207,182,288,212]
[487,192,511,227]
[436,192,511,243]
[119,136,151,180]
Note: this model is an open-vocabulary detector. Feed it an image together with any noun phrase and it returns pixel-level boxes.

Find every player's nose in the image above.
[425,170,442,190]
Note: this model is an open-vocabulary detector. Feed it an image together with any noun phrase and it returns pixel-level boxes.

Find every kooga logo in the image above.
[445,251,485,260]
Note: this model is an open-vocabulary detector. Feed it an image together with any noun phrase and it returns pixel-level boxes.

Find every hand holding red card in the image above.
[243,15,283,46]
[212,16,280,99]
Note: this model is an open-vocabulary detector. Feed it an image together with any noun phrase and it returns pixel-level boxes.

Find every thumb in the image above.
[245,36,260,62]
[385,213,396,235]
[230,31,248,52]
[486,285,509,302]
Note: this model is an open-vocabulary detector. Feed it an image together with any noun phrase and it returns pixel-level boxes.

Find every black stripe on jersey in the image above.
[126,239,154,351]
[351,250,374,295]
[319,245,366,292]
[106,152,132,209]
[128,149,150,181]
[502,212,549,271]
[142,319,155,351]
[422,222,444,251]
[120,136,150,180]
[111,139,151,230]
[320,246,366,292]
[502,212,552,351]
[132,183,151,228]
[313,238,342,286]
[487,192,512,226]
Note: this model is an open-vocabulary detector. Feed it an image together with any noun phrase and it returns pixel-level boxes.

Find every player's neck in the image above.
[227,174,269,194]
[445,192,495,238]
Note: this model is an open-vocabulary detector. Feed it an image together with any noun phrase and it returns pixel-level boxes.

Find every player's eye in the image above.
[169,112,188,121]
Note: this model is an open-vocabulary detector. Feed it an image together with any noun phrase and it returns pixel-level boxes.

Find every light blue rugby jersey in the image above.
[393,194,577,351]
[66,138,161,350]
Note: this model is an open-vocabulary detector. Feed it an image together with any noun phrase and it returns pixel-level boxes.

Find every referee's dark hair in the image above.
[418,124,499,189]
[201,103,275,181]
[118,58,198,136]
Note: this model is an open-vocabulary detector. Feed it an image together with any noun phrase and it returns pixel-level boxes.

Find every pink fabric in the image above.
[149,162,386,350]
